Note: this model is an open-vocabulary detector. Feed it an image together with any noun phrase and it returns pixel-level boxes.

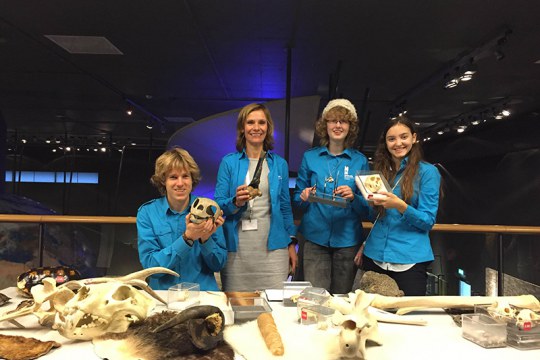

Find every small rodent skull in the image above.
[190,197,221,224]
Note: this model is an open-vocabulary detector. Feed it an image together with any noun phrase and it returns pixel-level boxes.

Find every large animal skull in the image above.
[0,267,178,340]
[54,282,154,340]
[190,197,221,224]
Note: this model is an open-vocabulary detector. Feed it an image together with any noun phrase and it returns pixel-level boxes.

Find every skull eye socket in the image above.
[206,206,215,217]
[77,286,90,300]
[193,198,200,208]
[111,285,135,301]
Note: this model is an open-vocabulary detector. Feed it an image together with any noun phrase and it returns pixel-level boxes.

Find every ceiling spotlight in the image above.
[495,114,504,120]
[501,109,511,116]
[45,139,51,144]
[457,127,466,133]
[437,130,444,135]
[21,139,27,144]
[146,122,153,130]
[100,147,107,152]
[65,147,71,152]
[55,138,61,144]
[459,70,476,82]
[444,78,459,89]
[126,107,133,116]
[130,141,137,146]
[52,149,57,153]
[471,120,481,125]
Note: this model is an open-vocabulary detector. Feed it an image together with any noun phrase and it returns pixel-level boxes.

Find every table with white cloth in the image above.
[0,286,539,360]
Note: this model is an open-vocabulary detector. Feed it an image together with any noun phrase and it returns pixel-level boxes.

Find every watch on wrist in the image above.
[182,232,194,247]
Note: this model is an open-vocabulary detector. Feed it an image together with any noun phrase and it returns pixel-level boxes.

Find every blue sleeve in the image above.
[199,226,228,271]
[402,165,441,231]
[350,156,371,219]
[214,156,246,216]
[292,153,311,211]
[136,206,190,278]
[278,158,297,237]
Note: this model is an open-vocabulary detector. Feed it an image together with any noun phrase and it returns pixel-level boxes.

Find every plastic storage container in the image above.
[167,282,200,310]
[299,304,335,330]
[282,281,312,307]
[228,296,272,322]
[461,313,507,348]
[506,319,540,350]
[296,287,331,318]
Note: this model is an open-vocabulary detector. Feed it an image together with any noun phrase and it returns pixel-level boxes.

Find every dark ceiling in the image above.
[1,1,540,158]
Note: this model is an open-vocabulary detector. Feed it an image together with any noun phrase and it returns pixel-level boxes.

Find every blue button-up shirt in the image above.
[137,196,227,290]
[214,150,297,251]
[293,147,370,248]
[364,159,441,264]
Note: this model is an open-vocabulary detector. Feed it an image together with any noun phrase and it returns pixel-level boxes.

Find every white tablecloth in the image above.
[1,287,539,359]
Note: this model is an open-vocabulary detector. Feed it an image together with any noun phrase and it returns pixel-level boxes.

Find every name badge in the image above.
[241,219,258,231]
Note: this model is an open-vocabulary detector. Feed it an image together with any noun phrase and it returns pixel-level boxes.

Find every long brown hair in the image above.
[235,103,275,152]
[374,116,423,213]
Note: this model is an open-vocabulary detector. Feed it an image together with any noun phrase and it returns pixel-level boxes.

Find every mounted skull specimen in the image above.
[54,282,154,340]
[0,267,178,341]
[190,197,221,224]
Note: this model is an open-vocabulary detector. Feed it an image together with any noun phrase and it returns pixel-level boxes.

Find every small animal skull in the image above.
[190,197,221,224]
[53,282,154,340]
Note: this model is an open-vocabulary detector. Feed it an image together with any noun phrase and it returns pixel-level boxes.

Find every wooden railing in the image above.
[1,214,539,295]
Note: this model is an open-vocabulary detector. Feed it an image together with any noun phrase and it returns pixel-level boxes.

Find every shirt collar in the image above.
[161,195,193,216]
[318,146,352,159]
[240,148,274,160]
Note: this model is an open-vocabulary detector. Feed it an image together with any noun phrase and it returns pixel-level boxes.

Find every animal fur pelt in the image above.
[224,306,348,360]
[93,311,234,360]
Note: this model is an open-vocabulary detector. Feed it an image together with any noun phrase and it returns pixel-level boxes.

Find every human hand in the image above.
[234,185,250,207]
[214,210,224,227]
[372,191,408,213]
[334,185,354,201]
[288,243,298,274]
[185,214,213,242]
[354,243,365,267]
[300,186,316,201]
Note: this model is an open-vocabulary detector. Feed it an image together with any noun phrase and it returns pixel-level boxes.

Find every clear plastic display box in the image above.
[473,303,540,350]
[354,171,391,201]
[461,313,507,348]
[506,318,540,350]
[296,287,331,318]
[228,297,272,322]
[282,281,312,307]
[167,282,200,311]
[299,304,335,329]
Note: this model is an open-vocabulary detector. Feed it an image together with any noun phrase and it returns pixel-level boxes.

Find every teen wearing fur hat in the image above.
[293,99,370,294]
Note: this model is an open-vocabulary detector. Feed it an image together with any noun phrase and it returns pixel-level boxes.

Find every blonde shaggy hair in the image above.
[150,147,201,195]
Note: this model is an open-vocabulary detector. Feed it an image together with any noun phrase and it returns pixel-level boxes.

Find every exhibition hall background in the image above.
[1,105,539,294]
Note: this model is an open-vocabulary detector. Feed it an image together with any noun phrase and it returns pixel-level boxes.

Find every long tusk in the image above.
[368,293,540,313]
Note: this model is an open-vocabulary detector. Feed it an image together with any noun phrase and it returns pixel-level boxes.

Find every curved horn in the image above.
[152,305,223,333]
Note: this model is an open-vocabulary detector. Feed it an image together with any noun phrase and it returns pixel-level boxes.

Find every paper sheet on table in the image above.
[264,289,284,301]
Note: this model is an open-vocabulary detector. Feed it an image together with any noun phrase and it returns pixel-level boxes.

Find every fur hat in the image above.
[322,99,357,120]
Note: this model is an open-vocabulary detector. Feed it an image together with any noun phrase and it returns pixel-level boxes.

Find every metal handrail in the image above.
[1,214,539,295]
